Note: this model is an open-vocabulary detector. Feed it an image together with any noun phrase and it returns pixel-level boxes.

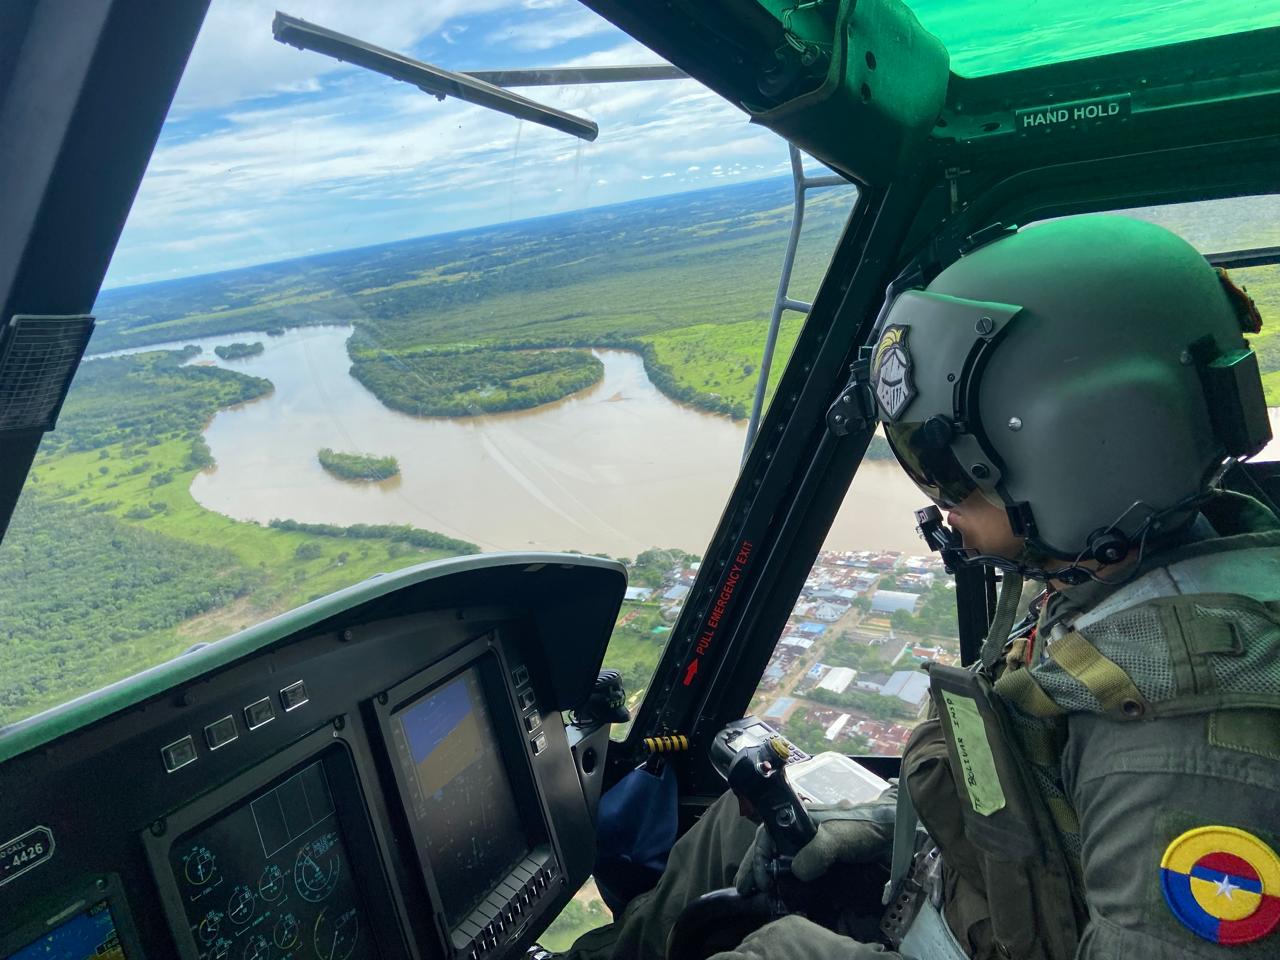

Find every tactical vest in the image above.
[900,524,1280,960]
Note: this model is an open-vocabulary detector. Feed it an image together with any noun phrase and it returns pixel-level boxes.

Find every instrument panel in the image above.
[0,556,625,960]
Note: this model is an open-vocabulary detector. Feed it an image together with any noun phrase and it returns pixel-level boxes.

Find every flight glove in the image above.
[734,785,897,896]
[707,914,890,960]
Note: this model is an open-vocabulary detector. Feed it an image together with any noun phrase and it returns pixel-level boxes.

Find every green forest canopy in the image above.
[214,341,264,360]
[350,347,603,417]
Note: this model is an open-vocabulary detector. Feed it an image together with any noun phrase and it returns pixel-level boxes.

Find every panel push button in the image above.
[244,696,275,730]
[162,735,198,772]
[279,680,308,712]
[204,715,238,751]
[518,689,537,711]
[530,732,548,756]
[512,665,530,688]
[524,713,541,733]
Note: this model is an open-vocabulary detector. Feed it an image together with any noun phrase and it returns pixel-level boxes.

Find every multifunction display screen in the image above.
[4,900,124,960]
[169,759,377,960]
[392,665,530,928]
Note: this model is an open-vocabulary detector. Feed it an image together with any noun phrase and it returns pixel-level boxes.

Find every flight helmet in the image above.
[868,214,1270,578]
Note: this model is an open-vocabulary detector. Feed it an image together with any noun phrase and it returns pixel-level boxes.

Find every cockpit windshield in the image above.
[0,1,861,728]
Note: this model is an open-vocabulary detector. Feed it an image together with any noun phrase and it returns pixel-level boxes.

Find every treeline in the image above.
[782,711,872,756]
[46,350,272,454]
[807,685,918,721]
[91,178,849,358]
[214,341,264,360]
[350,347,602,417]
[406,333,748,420]
[317,448,400,481]
[267,518,478,554]
[0,495,253,724]
[627,547,700,588]
[885,582,959,638]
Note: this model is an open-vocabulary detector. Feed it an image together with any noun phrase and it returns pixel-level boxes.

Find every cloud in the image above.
[103,4,788,287]
[484,6,617,52]
[550,39,667,69]
[171,0,521,112]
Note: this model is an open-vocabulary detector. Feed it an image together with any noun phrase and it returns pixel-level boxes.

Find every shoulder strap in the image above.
[994,629,1147,720]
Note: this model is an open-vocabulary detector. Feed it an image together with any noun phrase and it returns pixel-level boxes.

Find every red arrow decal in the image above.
[682,659,699,686]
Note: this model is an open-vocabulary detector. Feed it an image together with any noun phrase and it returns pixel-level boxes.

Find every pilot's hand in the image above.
[707,914,889,960]
[734,786,897,895]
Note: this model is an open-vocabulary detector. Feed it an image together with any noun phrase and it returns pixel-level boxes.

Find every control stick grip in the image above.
[726,737,816,857]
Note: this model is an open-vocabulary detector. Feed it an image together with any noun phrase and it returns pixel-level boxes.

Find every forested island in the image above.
[214,341,264,360]
[317,448,400,481]
[350,347,603,416]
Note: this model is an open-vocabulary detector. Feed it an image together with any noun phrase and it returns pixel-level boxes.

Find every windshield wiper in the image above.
[273,12,600,142]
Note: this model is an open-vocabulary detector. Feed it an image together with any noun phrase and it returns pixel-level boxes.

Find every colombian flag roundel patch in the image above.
[1160,826,1280,945]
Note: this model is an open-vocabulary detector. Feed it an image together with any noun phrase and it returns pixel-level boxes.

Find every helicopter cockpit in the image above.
[1,2,1278,959]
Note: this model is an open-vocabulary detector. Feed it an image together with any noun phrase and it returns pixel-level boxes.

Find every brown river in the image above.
[101,325,1280,558]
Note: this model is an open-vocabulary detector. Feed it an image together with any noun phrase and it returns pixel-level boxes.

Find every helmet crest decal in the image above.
[871,324,916,421]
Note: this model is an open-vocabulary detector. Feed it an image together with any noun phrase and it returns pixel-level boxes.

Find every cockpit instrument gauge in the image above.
[314,904,360,960]
[210,937,232,960]
[294,832,342,902]
[184,845,219,886]
[258,864,285,902]
[227,884,255,924]
[198,910,224,944]
[241,932,270,960]
[273,911,301,950]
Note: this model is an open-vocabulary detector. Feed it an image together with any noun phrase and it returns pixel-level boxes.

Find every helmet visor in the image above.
[883,421,977,509]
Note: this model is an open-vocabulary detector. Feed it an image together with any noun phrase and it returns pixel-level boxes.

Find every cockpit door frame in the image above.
[0,0,210,543]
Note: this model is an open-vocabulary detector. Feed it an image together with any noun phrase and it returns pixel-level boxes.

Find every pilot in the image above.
[567,214,1280,960]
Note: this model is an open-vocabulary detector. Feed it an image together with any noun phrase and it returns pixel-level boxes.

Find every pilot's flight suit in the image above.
[567,495,1280,960]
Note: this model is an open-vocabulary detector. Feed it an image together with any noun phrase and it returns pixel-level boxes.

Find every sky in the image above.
[102,0,794,289]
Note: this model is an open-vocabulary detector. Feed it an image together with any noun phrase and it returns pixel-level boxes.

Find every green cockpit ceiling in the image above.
[907,0,1280,77]
[584,0,1280,187]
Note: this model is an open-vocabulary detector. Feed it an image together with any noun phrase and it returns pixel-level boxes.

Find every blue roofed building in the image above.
[764,697,795,722]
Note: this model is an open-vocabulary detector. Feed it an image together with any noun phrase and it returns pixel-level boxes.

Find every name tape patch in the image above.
[940,691,1006,817]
